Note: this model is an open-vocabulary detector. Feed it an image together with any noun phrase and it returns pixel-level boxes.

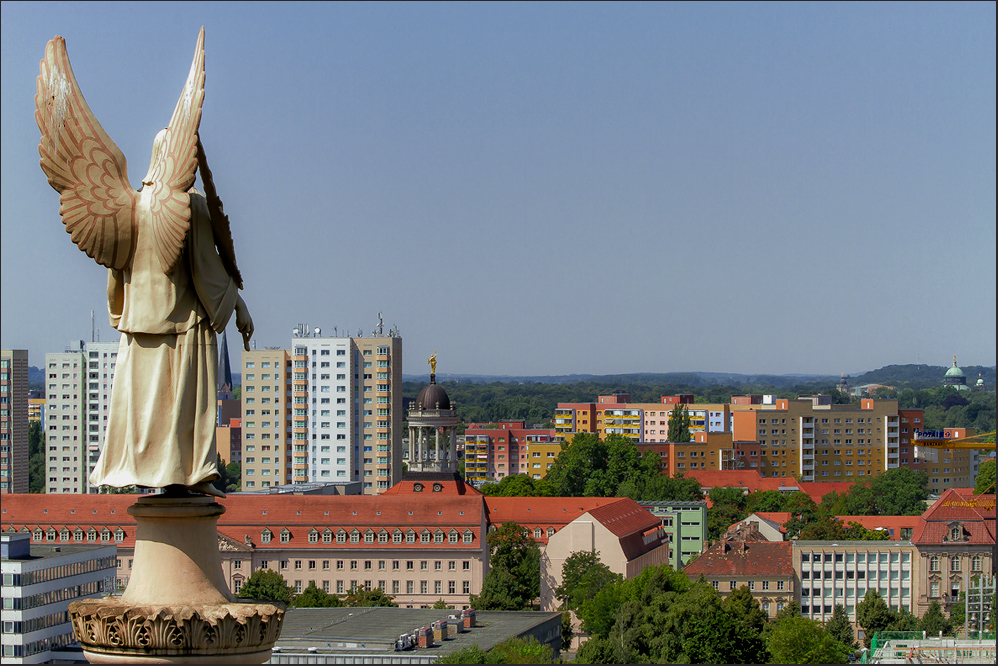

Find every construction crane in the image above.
[911,430,996,450]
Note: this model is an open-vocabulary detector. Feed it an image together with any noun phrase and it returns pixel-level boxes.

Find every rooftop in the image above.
[683,540,793,578]
[274,607,562,658]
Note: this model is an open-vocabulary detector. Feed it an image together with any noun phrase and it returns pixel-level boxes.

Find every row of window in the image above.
[260,527,475,545]
[1,556,116,586]
[249,558,474,573]
[712,579,787,591]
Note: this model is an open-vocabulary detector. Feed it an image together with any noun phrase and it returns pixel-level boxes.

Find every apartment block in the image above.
[240,348,292,489]
[1,350,29,494]
[27,396,45,426]
[242,334,402,494]
[462,421,557,482]
[43,341,119,494]
[639,500,708,568]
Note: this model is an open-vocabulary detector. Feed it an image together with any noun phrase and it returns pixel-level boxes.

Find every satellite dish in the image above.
[291,328,298,337]
[314,327,321,337]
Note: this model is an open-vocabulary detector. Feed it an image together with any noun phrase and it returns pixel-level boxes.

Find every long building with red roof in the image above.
[1,475,671,611]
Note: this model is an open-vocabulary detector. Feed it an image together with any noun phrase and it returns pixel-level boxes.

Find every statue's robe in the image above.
[90,191,238,489]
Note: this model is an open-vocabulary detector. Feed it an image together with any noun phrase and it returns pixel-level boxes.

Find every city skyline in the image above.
[2,3,995,376]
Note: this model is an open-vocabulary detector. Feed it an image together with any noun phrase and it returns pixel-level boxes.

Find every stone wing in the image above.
[36,35,136,270]
[143,27,206,274]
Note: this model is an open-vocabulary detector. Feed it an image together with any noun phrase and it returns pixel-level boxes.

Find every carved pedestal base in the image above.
[70,600,284,664]
[69,495,284,663]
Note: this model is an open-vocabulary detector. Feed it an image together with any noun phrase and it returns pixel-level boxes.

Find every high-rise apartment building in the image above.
[240,348,292,489]
[44,340,119,494]
[1,350,29,494]
[241,333,402,494]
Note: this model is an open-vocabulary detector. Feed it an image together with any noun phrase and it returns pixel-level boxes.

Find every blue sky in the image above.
[2,2,994,376]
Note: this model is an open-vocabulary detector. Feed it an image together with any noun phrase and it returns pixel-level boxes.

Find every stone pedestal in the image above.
[69,495,284,663]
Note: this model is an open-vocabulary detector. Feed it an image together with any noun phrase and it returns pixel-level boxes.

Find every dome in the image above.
[416,381,451,410]
[945,365,965,378]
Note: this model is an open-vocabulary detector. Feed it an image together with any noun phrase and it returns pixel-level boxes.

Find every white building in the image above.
[241,328,402,494]
[44,341,119,494]
[1,533,116,664]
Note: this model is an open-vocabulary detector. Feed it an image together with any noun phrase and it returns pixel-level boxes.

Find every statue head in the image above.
[142,128,170,186]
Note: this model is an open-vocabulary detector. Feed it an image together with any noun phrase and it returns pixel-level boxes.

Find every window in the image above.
[951,558,961,572]
[929,556,940,572]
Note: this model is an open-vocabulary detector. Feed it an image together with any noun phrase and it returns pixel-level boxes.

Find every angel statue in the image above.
[36,28,252,498]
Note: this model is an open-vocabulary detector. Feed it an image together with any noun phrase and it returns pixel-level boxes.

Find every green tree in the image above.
[28,421,45,493]
[436,635,557,664]
[486,636,557,664]
[886,607,919,632]
[432,598,453,610]
[479,474,551,497]
[639,471,704,502]
[555,550,620,612]
[344,585,397,607]
[767,615,850,664]
[574,635,621,664]
[470,522,540,610]
[974,458,996,495]
[918,600,952,636]
[867,468,930,515]
[212,454,241,494]
[707,486,749,540]
[747,489,788,513]
[667,404,692,442]
[723,584,768,635]
[826,604,856,649]
[292,583,342,608]
[783,492,820,538]
[436,644,489,664]
[237,569,292,604]
[856,590,893,647]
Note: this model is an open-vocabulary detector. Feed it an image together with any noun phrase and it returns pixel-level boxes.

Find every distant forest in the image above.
[403,363,996,434]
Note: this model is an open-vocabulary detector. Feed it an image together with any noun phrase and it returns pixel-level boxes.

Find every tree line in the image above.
[402,378,994,432]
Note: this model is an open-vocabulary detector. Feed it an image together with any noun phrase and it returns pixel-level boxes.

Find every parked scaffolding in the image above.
[863,632,997,664]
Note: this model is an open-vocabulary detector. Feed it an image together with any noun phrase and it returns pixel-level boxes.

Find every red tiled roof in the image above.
[834,515,921,540]
[682,470,786,493]
[1,494,485,552]
[921,489,996,522]
[912,489,996,546]
[683,540,793,578]
[587,499,661,539]
[797,481,858,503]
[754,512,792,532]
[483,497,627,544]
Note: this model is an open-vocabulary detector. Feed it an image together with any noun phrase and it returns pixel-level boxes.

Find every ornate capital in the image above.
[69,599,285,663]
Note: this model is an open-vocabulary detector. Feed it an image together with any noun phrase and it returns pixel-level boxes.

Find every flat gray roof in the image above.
[275,607,562,657]
[2,543,114,563]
